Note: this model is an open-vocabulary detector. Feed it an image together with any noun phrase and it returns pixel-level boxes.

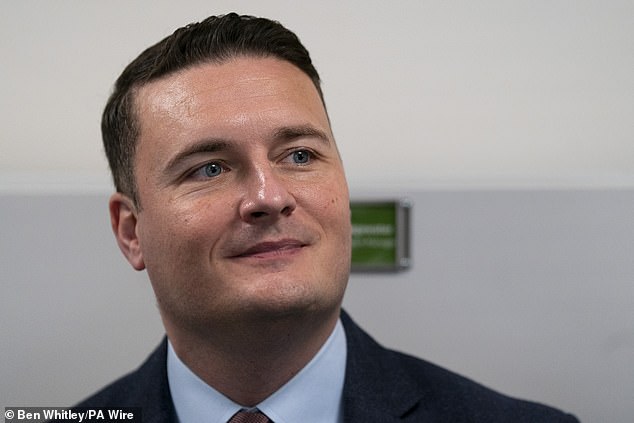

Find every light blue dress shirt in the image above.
[167,319,347,423]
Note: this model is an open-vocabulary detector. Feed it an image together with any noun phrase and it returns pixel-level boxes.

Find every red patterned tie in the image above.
[227,410,271,423]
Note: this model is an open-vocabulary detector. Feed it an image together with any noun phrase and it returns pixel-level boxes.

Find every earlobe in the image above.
[109,193,146,271]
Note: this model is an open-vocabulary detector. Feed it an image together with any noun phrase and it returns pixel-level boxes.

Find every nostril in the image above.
[251,211,267,218]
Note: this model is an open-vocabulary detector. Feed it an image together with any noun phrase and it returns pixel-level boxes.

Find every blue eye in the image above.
[186,161,227,181]
[202,162,222,178]
[292,150,311,164]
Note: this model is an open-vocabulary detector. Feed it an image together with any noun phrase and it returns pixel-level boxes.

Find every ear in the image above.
[109,192,146,271]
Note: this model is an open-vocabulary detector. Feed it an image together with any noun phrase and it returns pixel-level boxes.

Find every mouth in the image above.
[231,239,307,259]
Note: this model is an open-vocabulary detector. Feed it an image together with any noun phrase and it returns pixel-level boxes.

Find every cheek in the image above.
[137,202,213,256]
[317,186,352,239]
[326,195,349,221]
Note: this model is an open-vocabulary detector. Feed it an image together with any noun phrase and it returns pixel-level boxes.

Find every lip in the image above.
[231,239,307,259]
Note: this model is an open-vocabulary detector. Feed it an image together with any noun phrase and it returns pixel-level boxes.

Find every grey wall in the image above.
[2,190,633,422]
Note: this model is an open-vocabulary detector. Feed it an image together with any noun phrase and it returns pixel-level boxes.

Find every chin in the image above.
[239,282,342,321]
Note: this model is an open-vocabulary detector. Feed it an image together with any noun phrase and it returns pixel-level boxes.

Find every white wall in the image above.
[1,0,633,191]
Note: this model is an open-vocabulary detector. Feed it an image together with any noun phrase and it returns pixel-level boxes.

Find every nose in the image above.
[239,165,297,224]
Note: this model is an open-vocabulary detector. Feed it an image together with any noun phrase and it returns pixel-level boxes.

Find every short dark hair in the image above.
[102,13,323,203]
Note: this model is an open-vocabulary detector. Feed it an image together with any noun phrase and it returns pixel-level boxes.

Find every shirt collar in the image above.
[167,319,347,423]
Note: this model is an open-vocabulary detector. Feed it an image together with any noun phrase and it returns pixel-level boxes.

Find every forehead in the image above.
[133,56,326,133]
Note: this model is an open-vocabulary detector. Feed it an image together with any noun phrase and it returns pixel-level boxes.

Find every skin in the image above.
[109,56,352,405]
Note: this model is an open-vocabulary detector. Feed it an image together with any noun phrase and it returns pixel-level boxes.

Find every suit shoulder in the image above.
[74,369,143,407]
[390,349,577,421]
[340,311,578,422]
[73,339,171,409]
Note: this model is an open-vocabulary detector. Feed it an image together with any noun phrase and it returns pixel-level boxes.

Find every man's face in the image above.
[123,56,351,331]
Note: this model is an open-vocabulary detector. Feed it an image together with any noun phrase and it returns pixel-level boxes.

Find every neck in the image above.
[165,309,340,406]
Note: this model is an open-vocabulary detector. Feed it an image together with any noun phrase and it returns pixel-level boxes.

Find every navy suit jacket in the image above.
[73,311,578,422]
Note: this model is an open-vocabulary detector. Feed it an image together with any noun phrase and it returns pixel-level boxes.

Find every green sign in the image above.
[350,200,411,272]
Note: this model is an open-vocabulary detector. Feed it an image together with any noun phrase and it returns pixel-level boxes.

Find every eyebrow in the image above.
[163,139,230,175]
[272,125,331,145]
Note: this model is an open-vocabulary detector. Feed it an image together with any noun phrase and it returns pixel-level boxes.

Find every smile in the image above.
[233,239,306,259]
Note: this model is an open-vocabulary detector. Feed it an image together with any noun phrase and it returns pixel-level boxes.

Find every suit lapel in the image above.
[131,338,178,423]
[340,311,430,422]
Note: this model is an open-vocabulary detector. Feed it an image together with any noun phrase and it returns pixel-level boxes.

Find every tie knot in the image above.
[227,410,271,423]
